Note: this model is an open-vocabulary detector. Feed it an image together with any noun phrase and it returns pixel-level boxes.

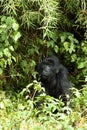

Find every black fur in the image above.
[35,56,71,105]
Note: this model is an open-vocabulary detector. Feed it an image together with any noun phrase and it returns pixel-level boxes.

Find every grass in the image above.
[0,86,87,130]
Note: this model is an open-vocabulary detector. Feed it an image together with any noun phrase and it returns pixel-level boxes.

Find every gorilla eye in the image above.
[46,59,54,65]
[42,58,54,66]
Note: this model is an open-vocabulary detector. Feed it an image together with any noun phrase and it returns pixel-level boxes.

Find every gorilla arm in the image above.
[58,65,71,104]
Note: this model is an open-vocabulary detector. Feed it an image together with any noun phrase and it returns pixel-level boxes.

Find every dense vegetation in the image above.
[0,0,87,129]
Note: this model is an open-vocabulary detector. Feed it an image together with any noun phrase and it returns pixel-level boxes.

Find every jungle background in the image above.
[0,0,87,129]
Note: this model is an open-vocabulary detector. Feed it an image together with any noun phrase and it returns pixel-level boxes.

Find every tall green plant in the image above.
[0,0,87,89]
[0,16,21,86]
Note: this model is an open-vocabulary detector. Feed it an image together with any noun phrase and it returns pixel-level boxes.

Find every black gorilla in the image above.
[35,56,71,105]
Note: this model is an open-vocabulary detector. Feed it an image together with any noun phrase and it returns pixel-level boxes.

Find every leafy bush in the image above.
[0,0,87,129]
[0,82,87,130]
[0,16,21,87]
[0,0,87,89]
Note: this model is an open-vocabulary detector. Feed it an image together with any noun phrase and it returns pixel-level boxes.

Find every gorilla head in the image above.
[35,55,71,104]
[35,56,60,82]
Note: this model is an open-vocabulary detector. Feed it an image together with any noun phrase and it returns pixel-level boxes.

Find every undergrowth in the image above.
[0,81,87,130]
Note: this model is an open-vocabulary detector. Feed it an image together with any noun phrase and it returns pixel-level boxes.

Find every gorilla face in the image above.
[35,56,59,82]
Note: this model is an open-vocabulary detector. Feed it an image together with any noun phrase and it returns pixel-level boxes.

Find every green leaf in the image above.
[78,62,85,69]
[14,32,21,42]
[61,36,66,43]
[1,33,7,41]
[3,48,11,57]
[1,16,6,22]
[0,51,3,58]
[20,60,29,74]
[6,17,13,26]
[47,40,54,47]
[18,104,25,110]
[63,42,69,50]
[0,102,4,109]
[0,24,7,29]
[85,76,87,82]
[69,43,75,54]
[9,46,14,51]
[0,68,3,75]
[20,60,27,68]
[12,22,19,31]
[71,54,77,62]
[7,58,12,65]
[47,30,58,42]
[12,56,16,62]
[75,89,81,98]
[54,45,59,53]
[0,59,5,68]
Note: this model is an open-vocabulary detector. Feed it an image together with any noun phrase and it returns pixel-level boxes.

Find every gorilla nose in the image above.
[42,70,48,76]
[42,72,49,79]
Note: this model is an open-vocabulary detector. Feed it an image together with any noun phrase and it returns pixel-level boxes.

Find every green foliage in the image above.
[0,83,87,129]
[0,16,20,64]
[0,16,21,86]
[0,0,87,129]
[0,0,87,89]
[59,32,78,54]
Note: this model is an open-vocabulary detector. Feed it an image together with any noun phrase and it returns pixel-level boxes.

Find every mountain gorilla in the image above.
[35,56,71,106]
